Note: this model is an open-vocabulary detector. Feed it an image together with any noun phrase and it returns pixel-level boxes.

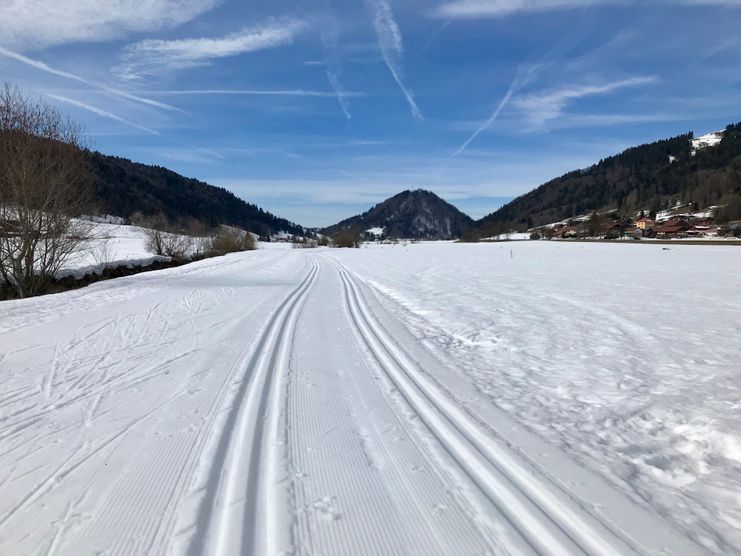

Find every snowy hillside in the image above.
[691,130,724,155]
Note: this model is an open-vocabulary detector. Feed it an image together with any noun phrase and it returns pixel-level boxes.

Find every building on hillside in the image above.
[724,221,741,237]
[603,221,624,239]
[550,224,566,237]
[363,227,385,241]
[602,219,639,239]
[692,225,719,237]
[653,218,693,238]
[558,225,580,238]
[635,217,655,230]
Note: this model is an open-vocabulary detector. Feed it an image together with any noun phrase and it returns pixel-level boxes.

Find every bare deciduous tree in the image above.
[210,226,256,255]
[184,217,212,258]
[131,212,193,259]
[0,84,93,298]
[89,237,114,271]
[331,229,360,248]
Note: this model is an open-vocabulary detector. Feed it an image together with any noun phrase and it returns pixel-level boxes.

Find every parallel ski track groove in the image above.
[332,258,636,556]
[187,257,318,556]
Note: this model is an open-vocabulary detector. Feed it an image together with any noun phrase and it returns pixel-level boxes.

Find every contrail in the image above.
[0,45,184,113]
[450,76,522,158]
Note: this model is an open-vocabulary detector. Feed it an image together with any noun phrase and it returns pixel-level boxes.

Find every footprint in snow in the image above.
[308,496,342,522]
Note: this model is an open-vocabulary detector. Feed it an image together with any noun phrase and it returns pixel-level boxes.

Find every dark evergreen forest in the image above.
[471,122,741,238]
[87,152,304,237]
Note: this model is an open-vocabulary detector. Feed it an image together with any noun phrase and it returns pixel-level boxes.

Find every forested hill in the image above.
[471,122,741,237]
[322,189,473,239]
[87,152,304,237]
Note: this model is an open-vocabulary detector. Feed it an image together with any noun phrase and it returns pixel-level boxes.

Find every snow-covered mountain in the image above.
[322,189,473,240]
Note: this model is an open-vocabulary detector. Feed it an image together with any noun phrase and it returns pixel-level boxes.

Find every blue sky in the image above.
[1,0,740,227]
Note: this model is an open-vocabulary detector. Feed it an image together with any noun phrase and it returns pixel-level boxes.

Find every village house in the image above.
[600,219,639,239]
[551,224,581,238]
[635,217,655,230]
[692,224,719,237]
[724,221,741,237]
[653,218,693,238]
[692,217,715,227]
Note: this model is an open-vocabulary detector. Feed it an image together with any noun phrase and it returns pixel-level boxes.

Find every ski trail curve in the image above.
[332,258,642,556]
[187,258,319,556]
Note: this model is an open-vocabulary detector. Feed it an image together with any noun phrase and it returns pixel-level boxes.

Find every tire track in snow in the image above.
[332,259,641,556]
[187,258,319,556]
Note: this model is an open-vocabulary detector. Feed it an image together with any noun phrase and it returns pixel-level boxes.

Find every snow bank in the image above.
[483,232,532,241]
[59,221,219,279]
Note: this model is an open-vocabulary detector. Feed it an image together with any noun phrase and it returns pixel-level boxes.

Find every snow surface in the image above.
[58,222,170,279]
[484,232,532,241]
[337,242,741,554]
[691,131,724,153]
[0,242,739,554]
[365,226,385,236]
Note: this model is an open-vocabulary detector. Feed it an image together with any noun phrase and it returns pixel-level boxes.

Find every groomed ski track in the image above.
[0,250,703,555]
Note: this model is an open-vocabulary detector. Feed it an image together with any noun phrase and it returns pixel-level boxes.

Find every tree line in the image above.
[87,152,304,239]
[0,84,262,299]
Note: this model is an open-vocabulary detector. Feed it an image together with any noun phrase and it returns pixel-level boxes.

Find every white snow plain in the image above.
[59,222,171,279]
[0,241,739,555]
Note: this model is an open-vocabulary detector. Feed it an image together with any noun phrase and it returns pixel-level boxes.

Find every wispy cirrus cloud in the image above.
[432,0,741,18]
[45,94,160,135]
[514,76,658,129]
[362,0,423,121]
[448,74,658,156]
[434,0,593,18]
[144,88,365,98]
[0,0,221,50]
[115,19,306,79]
[0,46,183,113]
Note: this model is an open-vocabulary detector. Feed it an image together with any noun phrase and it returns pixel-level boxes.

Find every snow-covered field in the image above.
[0,241,739,555]
[59,222,169,279]
[338,241,741,552]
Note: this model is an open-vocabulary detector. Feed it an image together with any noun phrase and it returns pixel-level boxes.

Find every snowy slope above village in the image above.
[1,242,739,555]
[691,130,725,155]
